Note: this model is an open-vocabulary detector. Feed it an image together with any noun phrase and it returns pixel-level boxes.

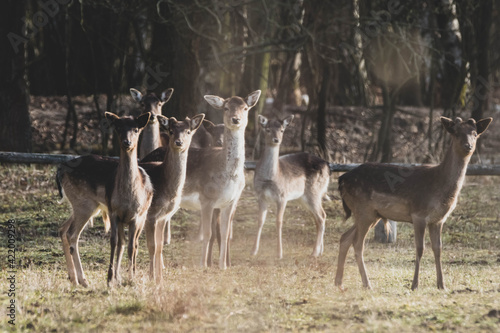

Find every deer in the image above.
[104,112,154,285]
[140,91,261,269]
[335,116,492,290]
[252,115,330,259]
[130,88,174,159]
[131,88,225,159]
[141,119,225,246]
[180,90,261,269]
[141,113,205,282]
[57,112,204,286]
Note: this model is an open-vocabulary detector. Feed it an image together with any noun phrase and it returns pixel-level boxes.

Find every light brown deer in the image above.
[335,116,493,290]
[104,112,154,285]
[179,90,261,269]
[57,113,204,286]
[130,88,174,159]
[252,115,330,259]
[141,114,205,282]
[159,119,225,246]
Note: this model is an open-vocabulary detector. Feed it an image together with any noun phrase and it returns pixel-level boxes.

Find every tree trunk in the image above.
[317,62,330,160]
[0,0,32,153]
[470,0,492,121]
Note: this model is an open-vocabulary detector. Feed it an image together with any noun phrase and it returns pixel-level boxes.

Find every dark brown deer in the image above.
[252,115,330,259]
[335,116,492,290]
[130,88,174,159]
[104,112,153,285]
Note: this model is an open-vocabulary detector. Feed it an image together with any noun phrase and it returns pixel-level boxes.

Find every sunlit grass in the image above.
[1,165,499,332]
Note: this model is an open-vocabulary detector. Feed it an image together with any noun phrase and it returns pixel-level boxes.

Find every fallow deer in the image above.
[130,88,174,159]
[179,90,261,269]
[57,113,204,286]
[141,114,205,282]
[142,118,225,246]
[131,88,224,159]
[335,116,493,290]
[104,112,153,285]
[252,115,330,259]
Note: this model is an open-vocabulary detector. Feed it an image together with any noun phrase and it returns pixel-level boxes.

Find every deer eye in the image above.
[473,131,478,137]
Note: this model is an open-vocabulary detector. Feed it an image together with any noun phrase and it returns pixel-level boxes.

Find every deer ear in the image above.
[190,114,205,131]
[157,115,169,130]
[161,88,174,103]
[204,95,225,109]
[105,112,120,127]
[129,88,143,102]
[136,112,151,129]
[245,90,261,108]
[258,115,268,128]
[441,117,455,134]
[202,119,216,131]
[476,117,493,135]
[282,115,294,128]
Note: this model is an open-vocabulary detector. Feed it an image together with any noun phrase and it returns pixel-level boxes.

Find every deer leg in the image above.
[164,218,171,245]
[335,225,356,287]
[60,216,78,285]
[218,204,235,270]
[127,220,140,281]
[227,209,236,268]
[352,219,375,289]
[114,223,126,285]
[107,218,118,286]
[276,200,287,260]
[252,199,268,256]
[145,216,157,281]
[132,217,146,278]
[154,217,167,283]
[65,205,99,287]
[200,203,214,268]
[307,199,326,257]
[411,219,426,291]
[429,222,445,290]
[207,210,220,267]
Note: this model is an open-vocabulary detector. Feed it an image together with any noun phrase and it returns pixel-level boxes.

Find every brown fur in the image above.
[57,113,204,286]
[335,116,493,290]
[252,115,330,259]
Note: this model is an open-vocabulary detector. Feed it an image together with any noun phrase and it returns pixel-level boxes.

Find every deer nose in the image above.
[464,143,473,151]
[175,140,183,147]
[232,117,240,125]
[272,138,279,144]
[122,140,132,148]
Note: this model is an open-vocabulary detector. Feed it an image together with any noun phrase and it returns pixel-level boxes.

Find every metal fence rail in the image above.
[2,151,500,175]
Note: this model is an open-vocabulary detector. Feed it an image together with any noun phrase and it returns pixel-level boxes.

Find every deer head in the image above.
[157,114,205,152]
[130,88,174,122]
[259,115,294,146]
[105,112,151,152]
[204,90,261,130]
[441,117,492,157]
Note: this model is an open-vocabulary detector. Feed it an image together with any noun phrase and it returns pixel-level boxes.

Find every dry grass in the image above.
[1,165,500,332]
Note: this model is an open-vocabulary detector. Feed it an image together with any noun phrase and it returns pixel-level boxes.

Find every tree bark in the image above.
[0,0,32,153]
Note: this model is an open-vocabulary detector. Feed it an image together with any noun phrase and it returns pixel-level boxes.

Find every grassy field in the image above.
[1,164,500,332]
